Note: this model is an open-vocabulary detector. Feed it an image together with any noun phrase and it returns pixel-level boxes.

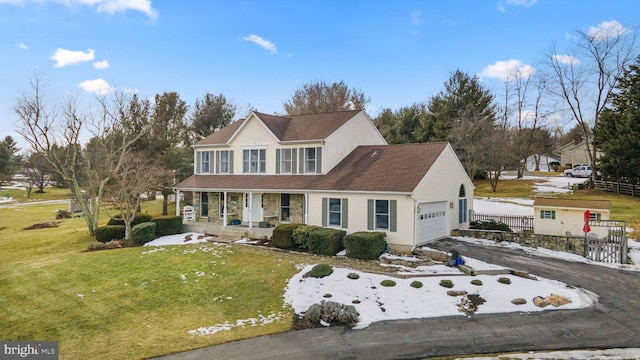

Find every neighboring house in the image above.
[524,154,560,172]
[557,140,600,167]
[533,197,610,238]
[173,110,474,251]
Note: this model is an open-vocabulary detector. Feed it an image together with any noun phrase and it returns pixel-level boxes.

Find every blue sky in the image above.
[1,0,639,149]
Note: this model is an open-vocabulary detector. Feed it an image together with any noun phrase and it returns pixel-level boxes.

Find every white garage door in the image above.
[417,201,448,243]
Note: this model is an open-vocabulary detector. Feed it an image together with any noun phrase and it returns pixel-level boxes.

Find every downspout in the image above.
[304,193,309,224]
[411,194,420,250]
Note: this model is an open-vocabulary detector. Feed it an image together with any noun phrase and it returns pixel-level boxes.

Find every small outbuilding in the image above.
[533,197,611,238]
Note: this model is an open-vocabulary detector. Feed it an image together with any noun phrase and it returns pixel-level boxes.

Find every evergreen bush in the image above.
[95,225,125,243]
[107,213,153,226]
[410,281,423,288]
[439,279,454,288]
[271,223,304,249]
[469,219,512,232]
[306,227,346,256]
[343,231,387,260]
[151,215,182,236]
[130,222,157,246]
[307,263,333,278]
[380,279,396,287]
[292,225,322,249]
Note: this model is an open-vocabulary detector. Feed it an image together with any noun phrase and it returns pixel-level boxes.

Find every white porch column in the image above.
[248,192,253,230]
[304,193,308,224]
[222,191,228,228]
[175,190,181,217]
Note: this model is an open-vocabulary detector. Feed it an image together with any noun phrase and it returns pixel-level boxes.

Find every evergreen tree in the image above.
[594,56,640,183]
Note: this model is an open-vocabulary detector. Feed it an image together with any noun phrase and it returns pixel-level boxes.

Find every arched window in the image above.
[458,185,467,224]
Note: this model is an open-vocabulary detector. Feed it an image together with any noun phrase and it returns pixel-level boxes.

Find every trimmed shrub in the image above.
[347,272,360,280]
[307,263,333,278]
[95,225,125,243]
[107,213,153,227]
[152,215,183,236]
[55,210,72,219]
[130,222,157,246]
[498,277,512,284]
[439,279,454,288]
[471,279,483,286]
[469,219,512,232]
[410,281,423,288]
[271,223,304,249]
[302,301,359,328]
[292,225,322,249]
[380,279,396,287]
[306,227,346,256]
[343,231,387,260]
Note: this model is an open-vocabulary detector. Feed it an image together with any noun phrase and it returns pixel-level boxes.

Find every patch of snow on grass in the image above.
[144,232,211,246]
[188,312,285,336]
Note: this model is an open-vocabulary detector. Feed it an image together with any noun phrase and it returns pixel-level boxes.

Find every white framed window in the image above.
[589,212,602,221]
[540,210,556,219]
[304,147,316,173]
[280,149,292,174]
[243,149,266,174]
[458,185,467,224]
[375,200,389,230]
[328,198,342,227]
[200,151,211,174]
[219,150,230,174]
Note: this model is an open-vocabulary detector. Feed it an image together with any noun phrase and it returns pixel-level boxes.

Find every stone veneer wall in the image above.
[451,229,587,257]
[262,193,305,226]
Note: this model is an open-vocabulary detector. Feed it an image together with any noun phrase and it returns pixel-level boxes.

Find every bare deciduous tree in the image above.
[15,72,147,235]
[546,21,637,179]
[103,152,163,242]
[283,80,370,115]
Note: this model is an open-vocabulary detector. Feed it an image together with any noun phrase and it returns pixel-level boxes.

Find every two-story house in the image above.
[173,110,474,251]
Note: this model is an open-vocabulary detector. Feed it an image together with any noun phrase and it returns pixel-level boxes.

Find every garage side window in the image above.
[458,185,467,224]
[367,199,397,232]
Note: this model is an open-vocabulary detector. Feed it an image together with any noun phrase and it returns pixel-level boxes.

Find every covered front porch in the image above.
[182,221,274,241]
[175,189,306,232]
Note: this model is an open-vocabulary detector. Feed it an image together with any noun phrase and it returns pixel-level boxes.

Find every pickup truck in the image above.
[564,165,601,178]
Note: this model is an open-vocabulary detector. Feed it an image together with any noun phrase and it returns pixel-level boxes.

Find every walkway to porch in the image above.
[183,221,274,242]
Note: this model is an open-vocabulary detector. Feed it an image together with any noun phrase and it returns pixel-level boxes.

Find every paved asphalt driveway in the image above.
[155,238,640,360]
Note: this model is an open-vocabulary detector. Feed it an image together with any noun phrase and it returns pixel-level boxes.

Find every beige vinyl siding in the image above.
[307,192,414,248]
[227,115,281,175]
[412,144,474,233]
[324,111,387,172]
[533,206,610,237]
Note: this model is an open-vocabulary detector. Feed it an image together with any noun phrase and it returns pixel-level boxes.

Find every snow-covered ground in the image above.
[144,232,640,357]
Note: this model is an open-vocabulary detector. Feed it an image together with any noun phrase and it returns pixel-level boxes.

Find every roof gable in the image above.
[319,142,448,192]
[193,110,361,146]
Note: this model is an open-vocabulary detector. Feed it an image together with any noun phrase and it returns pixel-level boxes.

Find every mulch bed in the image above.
[23,222,61,230]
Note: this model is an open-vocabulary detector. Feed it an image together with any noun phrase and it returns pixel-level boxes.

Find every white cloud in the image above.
[0,0,157,18]
[15,42,28,50]
[93,60,109,69]
[241,34,277,54]
[497,0,537,12]
[79,78,113,95]
[410,10,422,26]
[479,59,536,81]
[50,48,95,67]
[588,20,629,41]
[553,54,581,65]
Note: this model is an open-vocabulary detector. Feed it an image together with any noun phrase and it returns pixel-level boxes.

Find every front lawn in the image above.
[0,199,395,359]
[0,201,303,359]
